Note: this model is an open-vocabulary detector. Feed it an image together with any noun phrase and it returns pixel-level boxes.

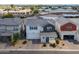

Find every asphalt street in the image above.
[0,51,79,54]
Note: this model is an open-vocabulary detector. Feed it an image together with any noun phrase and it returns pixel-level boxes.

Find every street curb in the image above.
[0,49,79,52]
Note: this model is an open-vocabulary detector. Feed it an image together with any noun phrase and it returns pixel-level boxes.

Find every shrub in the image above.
[2,13,14,18]
[50,43,56,48]
[56,39,60,44]
[49,43,53,47]
[11,33,20,46]
[42,43,46,47]
[30,6,39,15]
[22,41,27,44]
[33,10,39,15]
[62,44,65,46]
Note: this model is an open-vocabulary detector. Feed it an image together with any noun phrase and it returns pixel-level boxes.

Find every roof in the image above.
[54,17,77,26]
[50,8,77,13]
[40,32,57,37]
[0,32,13,36]
[0,18,22,26]
[25,15,71,27]
[63,14,79,17]
[24,16,50,26]
[39,14,77,26]
[68,18,79,26]
[24,14,78,27]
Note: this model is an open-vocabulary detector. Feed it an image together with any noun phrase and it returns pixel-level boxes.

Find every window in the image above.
[46,26,52,31]
[0,26,5,30]
[30,26,37,30]
[30,26,33,30]
[6,26,14,31]
[14,26,18,31]
[43,37,45,39]
[14,28,18,31]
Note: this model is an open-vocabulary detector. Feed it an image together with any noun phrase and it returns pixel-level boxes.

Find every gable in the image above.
[60,22,77,31]
[43,24,55,32]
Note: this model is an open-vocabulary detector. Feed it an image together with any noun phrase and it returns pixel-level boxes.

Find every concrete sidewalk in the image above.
[0,48,79,52]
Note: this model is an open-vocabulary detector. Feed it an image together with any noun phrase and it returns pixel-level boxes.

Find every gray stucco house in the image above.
[0,18,23,42]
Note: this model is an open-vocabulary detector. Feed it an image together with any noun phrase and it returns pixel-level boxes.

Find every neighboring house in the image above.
[40,24,57,43]
[0,18,22,42]
[24,16,58,43]
[50,8,77,13]
[39,14,79,42]
[54,17,78,41]
[64,17,79,41]
[24,14,79,44]
[0,9,32,17]
[39,8,78,15]
[0,13,79,43]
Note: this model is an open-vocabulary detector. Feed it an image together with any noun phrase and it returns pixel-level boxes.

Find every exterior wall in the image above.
[59,22,77,40]
[55,22,61,32]
[40,32,57,43]
[76,28,79,41]
[26,26,43,39]
[1,10,31,17]
[59,31,77,40]
[41,36,46,43]
[76,31,79,41]
[55,21,78,41]
[60,23,76,31]
[41,36,56,43]
[43,24,55,32]
[0,25,21,36]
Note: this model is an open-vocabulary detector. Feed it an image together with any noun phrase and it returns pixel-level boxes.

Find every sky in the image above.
[0,0,79,5]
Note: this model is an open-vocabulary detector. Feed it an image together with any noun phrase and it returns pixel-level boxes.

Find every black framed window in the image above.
[46,26,52,31]
[30,26,37,30]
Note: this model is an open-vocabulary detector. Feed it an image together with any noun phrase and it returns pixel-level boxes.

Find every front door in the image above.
[46,37,49,43]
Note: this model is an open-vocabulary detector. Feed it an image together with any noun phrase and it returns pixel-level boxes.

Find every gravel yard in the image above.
[0,40,79,49]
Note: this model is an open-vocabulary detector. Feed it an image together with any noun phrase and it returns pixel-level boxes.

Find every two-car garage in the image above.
[0,36,11,43]
[59,22,77,41]
[63,35,74,40]
[0,32,12,43]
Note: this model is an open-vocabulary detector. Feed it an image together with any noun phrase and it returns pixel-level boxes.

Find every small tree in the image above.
[11,33,20,46]
[10,4,15,8]
[56,39,60,44]
[10,4,16,10]
[33,10,39,15]
[30,5,39,15]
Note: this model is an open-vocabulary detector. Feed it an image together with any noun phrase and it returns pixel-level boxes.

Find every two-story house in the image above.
[40,15,78,42]
[24,16,58,43]
[36,14,79,42]
[0,18,22,42]
[54,17,77,41]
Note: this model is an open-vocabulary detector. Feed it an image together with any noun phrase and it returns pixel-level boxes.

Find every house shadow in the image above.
[31,39,41,44]
[67,39,79,44]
